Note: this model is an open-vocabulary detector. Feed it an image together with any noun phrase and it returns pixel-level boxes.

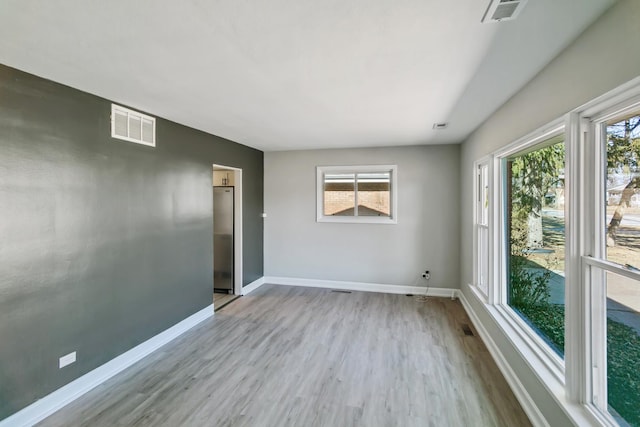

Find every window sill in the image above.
[465,285,615,427]
[469,284,488,303]
[316,216,397,224]
[469,284,564,378]
[496,304,565,380]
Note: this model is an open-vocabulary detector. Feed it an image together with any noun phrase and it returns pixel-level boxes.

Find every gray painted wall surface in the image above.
[459,1,640,425]
[265,145,460,288]
[0,64,263,419]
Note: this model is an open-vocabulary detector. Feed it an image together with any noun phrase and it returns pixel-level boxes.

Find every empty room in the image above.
[1,0,639,426]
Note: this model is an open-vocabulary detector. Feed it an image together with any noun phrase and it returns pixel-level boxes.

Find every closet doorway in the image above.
[213,165,242,310]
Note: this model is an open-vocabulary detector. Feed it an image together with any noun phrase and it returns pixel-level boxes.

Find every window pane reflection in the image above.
[605,115,640,270]
[506,138,566,357]
[605,271,640,426]
[324,173,355,216]
[356,172,390,217]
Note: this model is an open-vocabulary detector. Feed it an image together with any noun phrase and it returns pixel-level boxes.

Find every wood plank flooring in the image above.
[39,284,532,427]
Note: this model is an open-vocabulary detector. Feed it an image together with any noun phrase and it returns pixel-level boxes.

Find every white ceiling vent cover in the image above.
[482,0,528,23]
[111,104,156,147]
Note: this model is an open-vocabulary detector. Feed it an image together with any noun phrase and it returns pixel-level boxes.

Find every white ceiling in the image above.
[0,0,616,151]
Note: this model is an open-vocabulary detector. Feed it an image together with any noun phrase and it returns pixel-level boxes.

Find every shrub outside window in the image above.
[504,136,566,358]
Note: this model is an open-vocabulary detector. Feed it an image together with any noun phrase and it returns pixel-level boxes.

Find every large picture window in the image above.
[316,165,397,224]
[505,135,566,357]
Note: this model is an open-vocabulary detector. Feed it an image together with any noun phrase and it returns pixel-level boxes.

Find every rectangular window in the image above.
[317,165,397,224]
[505,135,566,357]
[111,104,156,147]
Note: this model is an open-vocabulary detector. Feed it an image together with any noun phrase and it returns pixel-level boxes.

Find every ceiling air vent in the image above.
[482,0,528,23]
[111,104,156,147]
[433,122,448,130]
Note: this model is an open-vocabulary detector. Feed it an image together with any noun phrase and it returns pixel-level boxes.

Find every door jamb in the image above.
[213,164,243,298]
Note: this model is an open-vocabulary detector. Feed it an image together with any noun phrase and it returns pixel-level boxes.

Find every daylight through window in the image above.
[317,166,397,224]
[505,136,566,357]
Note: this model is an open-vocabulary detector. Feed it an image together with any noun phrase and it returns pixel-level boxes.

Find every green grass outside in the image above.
[516,304,640,427]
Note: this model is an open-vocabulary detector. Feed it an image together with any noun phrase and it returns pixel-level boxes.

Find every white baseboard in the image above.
[457,288,549,427]
[264,276,458,298]
[241,277,265,295]
[0,304,214,427]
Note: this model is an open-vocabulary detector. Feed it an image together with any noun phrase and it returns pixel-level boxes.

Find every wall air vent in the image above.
[111,104,156,147]
[482,0,528,23]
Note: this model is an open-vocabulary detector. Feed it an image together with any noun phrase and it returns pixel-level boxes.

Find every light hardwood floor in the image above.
[39,284,532,427]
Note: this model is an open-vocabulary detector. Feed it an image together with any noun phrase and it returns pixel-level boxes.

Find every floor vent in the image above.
[461,324,474,336]
[331,290,352,294]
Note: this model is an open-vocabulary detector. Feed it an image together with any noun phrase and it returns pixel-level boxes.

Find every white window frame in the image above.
[579,91,640,426]
[111,103,156,147]
[316,165,398,224]
[493,120,567,379]
[469,76,640,427]
[473,157,491,299]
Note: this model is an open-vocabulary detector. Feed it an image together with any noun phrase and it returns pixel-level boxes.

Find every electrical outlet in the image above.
[59,351,76,369]
[422,270,431,280]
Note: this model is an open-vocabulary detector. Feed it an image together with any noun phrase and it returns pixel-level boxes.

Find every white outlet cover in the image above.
[59,351,76,368]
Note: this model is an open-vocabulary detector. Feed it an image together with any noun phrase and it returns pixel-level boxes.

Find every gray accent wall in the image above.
[460,1,640,425]
[264,145,460,288]
[0,64,263,419]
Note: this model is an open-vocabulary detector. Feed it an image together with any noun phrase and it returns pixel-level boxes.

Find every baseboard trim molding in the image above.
[0,304,214,427]
[264,276,458,298]
[241,277,265,295]
[457,288,549,427]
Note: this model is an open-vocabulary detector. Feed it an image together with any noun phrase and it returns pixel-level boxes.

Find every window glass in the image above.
[317,165,396,224]
[477,163,489,294]
[323,173,355,216]
[506,137,566,356]
[479,226,489,293]
[606,114,640,268]
[479,164,489,226]
[356,172,390,217]
[605,270,640,426]
[602,114,640,426]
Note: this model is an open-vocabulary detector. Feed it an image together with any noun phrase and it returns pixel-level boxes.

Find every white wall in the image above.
[460,1,640,425]
[265,145,460,288]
